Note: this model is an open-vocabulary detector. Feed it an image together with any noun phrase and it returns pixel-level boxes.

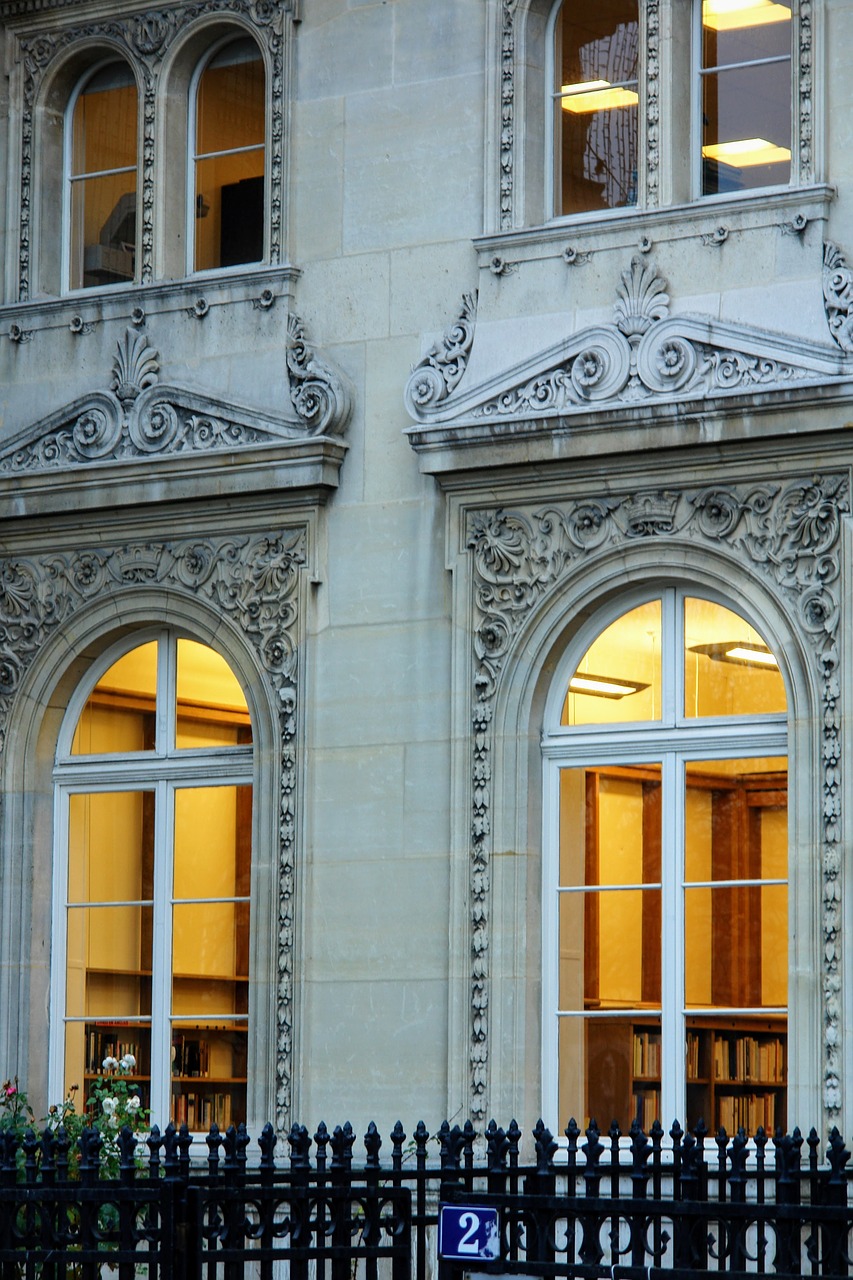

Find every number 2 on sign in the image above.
[457,1212,481,1254]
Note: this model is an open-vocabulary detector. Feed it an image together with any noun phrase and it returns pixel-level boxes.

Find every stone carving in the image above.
[14,0,293,299]
[645,0,660,207]
[286,315,354,437]
[499,0,516,230]
[465,473,848,1124]
[111,328,160,403]
[405,293,478,415]
[407,257,851,430]
[0,527,306,1130]
[823,242,853,353]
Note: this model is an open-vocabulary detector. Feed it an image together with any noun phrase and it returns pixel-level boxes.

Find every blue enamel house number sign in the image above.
[438,1206,500,1262]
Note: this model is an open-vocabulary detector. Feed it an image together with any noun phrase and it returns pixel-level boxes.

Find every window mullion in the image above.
[542,759,561,1124]
[660,752,684,1127]
[49,788,71,1106]
[149,777,173,1125]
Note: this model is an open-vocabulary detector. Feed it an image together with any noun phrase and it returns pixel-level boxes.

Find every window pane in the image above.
[562,600,661,725]
[176,640,252,749]
[194,156,264,271]
[65,1021,150,1109]
[701,3,791,196]
[686,1017,786,1134]
[684,598,785,717]
[66,905,153,1016]
[558,1015,657,1131]
[557,0,638,214]
[71,64,136,176]
[72,642,157,755]
[68,790,154,903]
[173,785,251,900]
[196,41,264,155]
[171,1026,247,1130]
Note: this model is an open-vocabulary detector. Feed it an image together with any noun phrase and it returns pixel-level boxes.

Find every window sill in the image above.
[475,184,835,264]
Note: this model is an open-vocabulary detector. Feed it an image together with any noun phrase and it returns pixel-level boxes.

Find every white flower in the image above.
[119,1053,136,1070]
[101,1096,117,1115]
[127,1096,141,1111]
[102,1056,119,1071]
[109,1115,120,1130]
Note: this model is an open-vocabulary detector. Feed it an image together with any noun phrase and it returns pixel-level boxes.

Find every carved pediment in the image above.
[0,320,352,515]
[405,256,853,458]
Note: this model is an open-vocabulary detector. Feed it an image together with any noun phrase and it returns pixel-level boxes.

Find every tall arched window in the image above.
[552,0,639,216]
[66,59,138,290]
[543,589,788,1135]
[50,631,253,1130]
[190,37,265,273]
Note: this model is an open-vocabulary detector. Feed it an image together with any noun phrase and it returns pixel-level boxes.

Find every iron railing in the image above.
[0,1118,852,1279]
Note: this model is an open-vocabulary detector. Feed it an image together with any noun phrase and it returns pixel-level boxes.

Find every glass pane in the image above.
[559,766,661,1010]
[72,642,157,755]
[69,175,137,291]
[684,598,786,717]
[687,1017,786,1135]
[702,2,792,67]
[175,640,252,749]
[172,901,249,992]
[171,1026,247,1130]
[562,600,661,725]
[65,1021,151,1106]
[557,0,639,214]
[71,63,136,176]
[68,790,154,903]
[194,153,264,271]
[685,884,787,1008]
[558,1016,656,1131]
[173,785,251,900]
[701,61,791,196]
[196,41,264,155]
[66,905,153,1016]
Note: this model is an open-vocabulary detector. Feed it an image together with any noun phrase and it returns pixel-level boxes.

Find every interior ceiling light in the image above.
[560,81,639,114]
[702,138,791,168]
[569,673,650,699]
[702,0,791,30]
[689,641,779,668]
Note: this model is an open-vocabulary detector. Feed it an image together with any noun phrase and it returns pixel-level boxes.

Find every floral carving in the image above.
[111,329,160,403]
[823,242,853,353]
[465,474,848,1125]
[285,315,353,437]
[0,530,306,1132]
[406,294,477,415]
[614,256,669,338]
[499,0,516,230]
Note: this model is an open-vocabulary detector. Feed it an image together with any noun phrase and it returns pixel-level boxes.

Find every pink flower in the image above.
[4,1084,16,1097]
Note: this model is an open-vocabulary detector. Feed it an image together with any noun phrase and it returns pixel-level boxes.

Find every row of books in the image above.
[86,1029,146,1074]
[172,1036,211,1078]
[633,1031,662,1078]
[717,1092,780,1135]
[713,1036,784,1083]
[633,1089,659,1132]
[172,1090,240,1131]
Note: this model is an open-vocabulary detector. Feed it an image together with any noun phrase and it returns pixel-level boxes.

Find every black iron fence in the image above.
[1,1118,852,1279]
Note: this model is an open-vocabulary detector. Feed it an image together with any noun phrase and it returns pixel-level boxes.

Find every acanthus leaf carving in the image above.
[465,474,848,1126]
[0,529,306,1133]
[111,327,160,403]
[286,315,353,437]
[405,293,478,416]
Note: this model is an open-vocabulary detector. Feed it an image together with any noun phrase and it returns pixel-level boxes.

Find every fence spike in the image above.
[364,1121,382,1168]
[206,1122,223,1176]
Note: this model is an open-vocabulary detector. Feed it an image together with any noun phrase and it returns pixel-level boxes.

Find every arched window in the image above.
[551,0,639,216]
[700,0,792,195]
[543,589,788,1134]
[66,60,138,291]
[50,631,253,1130]
[190,37,265,273]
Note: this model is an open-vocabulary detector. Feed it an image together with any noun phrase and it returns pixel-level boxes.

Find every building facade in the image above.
[0,0,852,1144]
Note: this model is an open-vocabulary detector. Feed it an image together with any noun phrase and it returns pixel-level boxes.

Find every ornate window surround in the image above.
[3,0,297,302]
[442,463,847,1135]
[487,0,820,236]
[0,519,311,1132]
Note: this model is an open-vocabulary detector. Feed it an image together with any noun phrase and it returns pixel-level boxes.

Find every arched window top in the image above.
[63,632,252,758]
[556,589,786,729]
[190,35,265,274]
[66,58,138,291]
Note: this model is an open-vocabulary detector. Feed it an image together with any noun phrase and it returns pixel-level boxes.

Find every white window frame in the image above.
[186,35,267,279]
[49,628,253,1126]
[541,586,788,1128]
[62,58,139,295]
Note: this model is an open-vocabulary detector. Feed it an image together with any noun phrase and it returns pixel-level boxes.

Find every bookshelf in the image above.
[686,1017,786,1135]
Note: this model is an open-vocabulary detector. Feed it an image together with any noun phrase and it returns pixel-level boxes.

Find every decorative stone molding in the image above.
[499,0,516,231]
[406,293,477,416]
[645,0,660,208]
[464,473,848,1125]
[406,256,853,438]
[823,242,853,353]
[0,527,306,1131]
[13,0,293,299]
[0,318,352,480]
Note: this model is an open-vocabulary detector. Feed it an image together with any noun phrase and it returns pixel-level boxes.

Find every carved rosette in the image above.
[0,529,306,1133]
[15,0,291,300]
[465,474,848,1126]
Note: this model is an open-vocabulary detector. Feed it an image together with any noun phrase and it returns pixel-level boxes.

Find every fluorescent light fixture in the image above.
[702,138,791,168]
[561,81,639,114]
[569,673,649,699]
[690,641,779,669]
[703,0,791,30]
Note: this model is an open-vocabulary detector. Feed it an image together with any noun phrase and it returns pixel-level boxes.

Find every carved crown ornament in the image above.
[405,252,853,446]
[0,319,353,510]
